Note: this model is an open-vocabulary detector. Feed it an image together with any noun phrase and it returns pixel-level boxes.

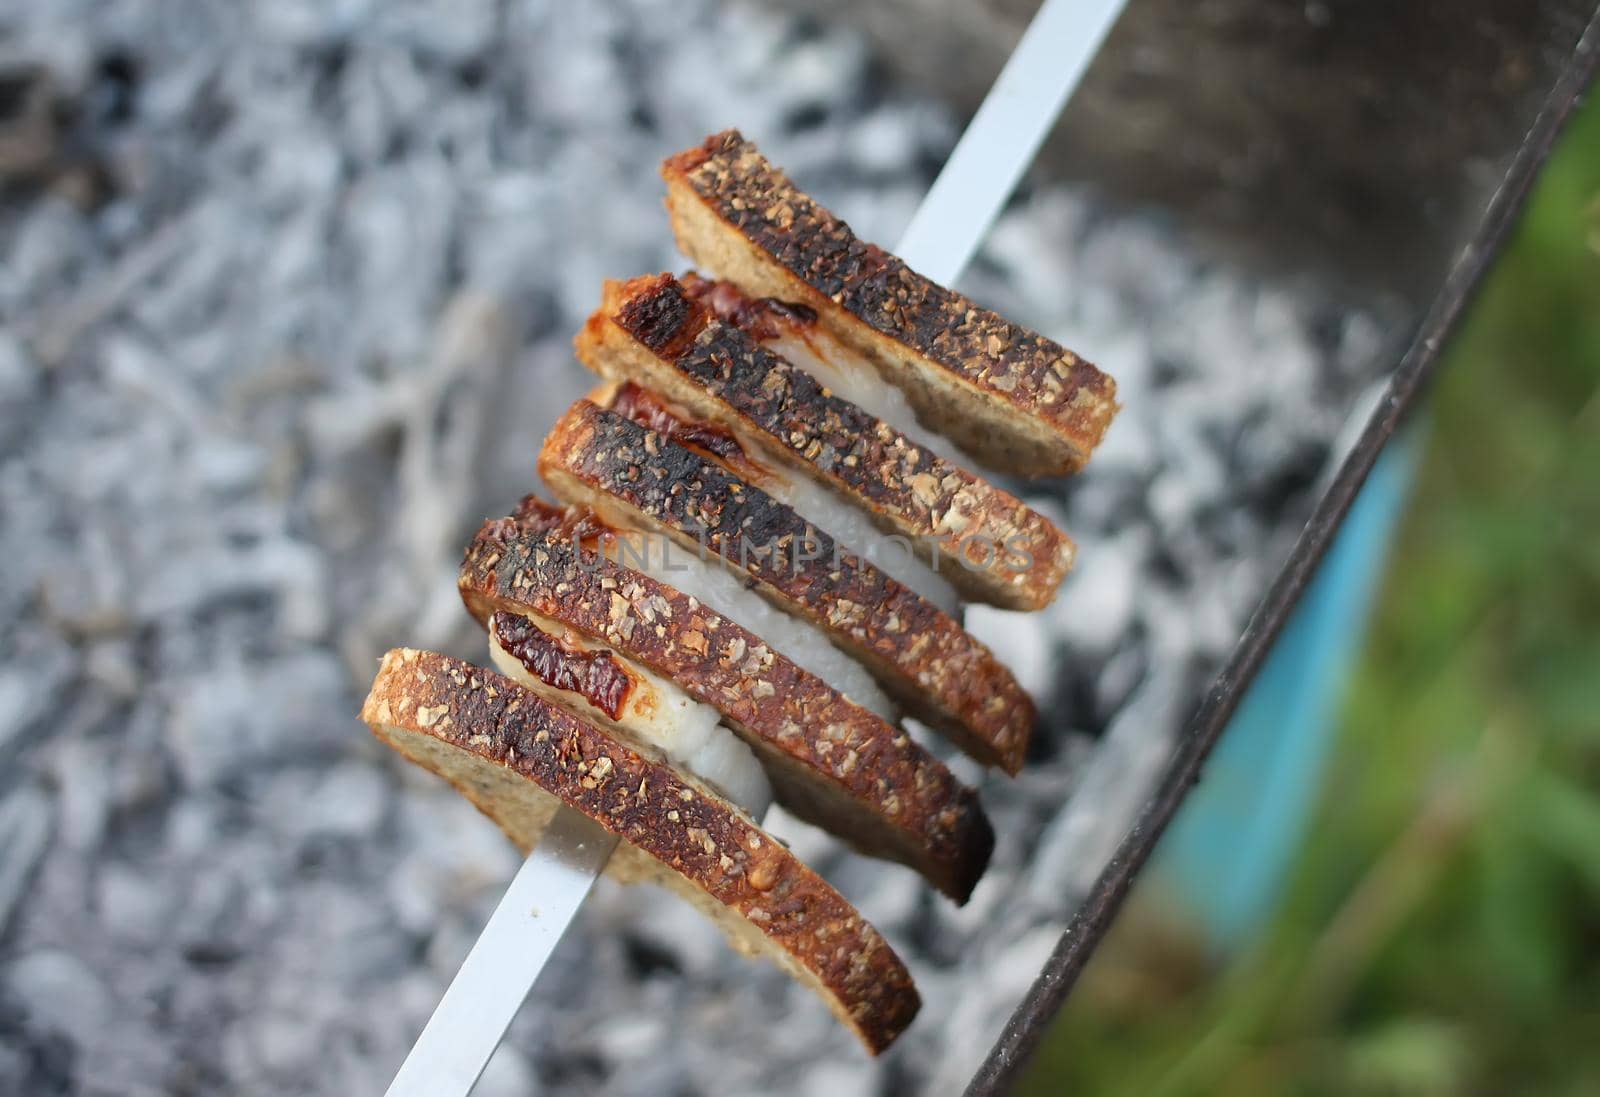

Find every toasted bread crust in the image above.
[362,648,920,1053]
[662,130,1119,476]
[576,273,1075,610]
[458,506,994,901]
[539,400,1035,772]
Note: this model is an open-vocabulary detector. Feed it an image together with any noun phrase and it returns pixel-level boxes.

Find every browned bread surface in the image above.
[361,648,920,1053]
[662,130,1119,477]
[575,273,1076,610]
[458,499,995,901]
[538,399,1036,773]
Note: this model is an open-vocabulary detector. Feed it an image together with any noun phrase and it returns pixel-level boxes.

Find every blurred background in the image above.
[0,1,1593,1094]
[1022,95,1600,1097]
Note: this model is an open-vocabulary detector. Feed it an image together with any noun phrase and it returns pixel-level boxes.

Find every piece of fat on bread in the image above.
[538,398,1037,773]
[575,273,1077,610]
[480,486,898,722]
[460,497,995,902]
[484,609,773,817]
[661,130,1119,478]
[362,648,921,1054]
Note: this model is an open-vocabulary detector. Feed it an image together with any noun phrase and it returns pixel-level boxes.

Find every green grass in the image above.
[1021,93,1600,1097]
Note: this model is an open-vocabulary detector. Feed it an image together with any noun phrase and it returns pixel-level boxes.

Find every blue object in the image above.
[1155,428,1421,952]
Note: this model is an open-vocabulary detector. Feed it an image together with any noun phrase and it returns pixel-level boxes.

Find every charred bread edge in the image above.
[362,648,920,1053]
[576,273,1076,611]
[538,398,1035,773]
[460,510,994,901]
[662,129,1119,477]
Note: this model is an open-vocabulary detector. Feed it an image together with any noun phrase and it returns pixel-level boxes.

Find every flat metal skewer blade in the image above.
[384,805,620,1097]
[894,0,1129,286]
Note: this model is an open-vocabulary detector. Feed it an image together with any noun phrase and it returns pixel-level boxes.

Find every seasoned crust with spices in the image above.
[538,398,1036,773]
[662,130,1119,477]
[458,496,995,901]
[575,272,1076,610]
[361,648,920,1054]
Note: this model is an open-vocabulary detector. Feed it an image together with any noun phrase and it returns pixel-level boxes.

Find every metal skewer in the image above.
[895,0,1125,284]
[384,807,618,1097]
[384,1,1128,1093]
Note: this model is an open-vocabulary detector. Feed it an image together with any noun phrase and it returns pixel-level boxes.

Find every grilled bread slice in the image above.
[575,272,1076,610]
[458,496,995,901]
[362,648,919,1053]
[661,130,1119,477]
[538,396,1036,773]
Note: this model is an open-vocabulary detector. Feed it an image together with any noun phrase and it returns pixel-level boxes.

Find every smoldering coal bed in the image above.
[1,1,1590,1095]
